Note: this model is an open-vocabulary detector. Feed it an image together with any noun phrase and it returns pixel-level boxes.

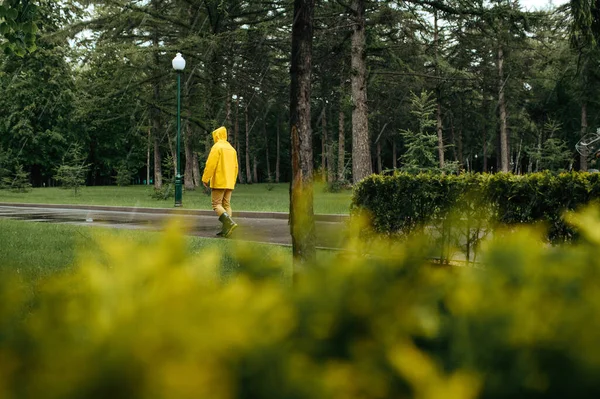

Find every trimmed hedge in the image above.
[352,172,600,259]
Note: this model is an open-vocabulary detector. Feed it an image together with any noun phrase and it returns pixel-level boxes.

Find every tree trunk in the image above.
[290,0,316,266]
[167,130,177,179]
[276,113,281,183]
[482,98,488,173]
[483,136,488,173]
[245,105,252,184]
[151,32,162,190]
[535,128,542,172]
[264,121,271,180]
[192,152,200,187]
[392,139,397,170]
[436,102,444,168]
[514,138,522,174]
[253,154,258,183]
[498,44,509,173]
[184,120,195,190]
[225,87,232,128]
[321,106,327,182]
[147,128,151,185]
[434,11,444,168]
[153,133,162,189]
[327,107,335,183]
[581,102,588,171]
[235,97,244,184]
[458,97,465,165]
[350,0,372,183]
[458,128,464,166]
[450,121,458,162]
[377,140,382,173]
[338,105,345,181]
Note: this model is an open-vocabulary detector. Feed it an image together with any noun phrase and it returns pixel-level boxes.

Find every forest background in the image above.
[0,0,597,191]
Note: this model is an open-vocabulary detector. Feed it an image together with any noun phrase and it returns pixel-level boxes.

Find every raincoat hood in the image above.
[212,126,228,143]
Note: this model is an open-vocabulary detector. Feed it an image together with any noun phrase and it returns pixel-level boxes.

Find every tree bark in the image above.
[184,120,195,190]
[434,11,444,168]
[377,140,382,173]
[253,154,258,183]
[147,128,151,185]
[192,152,200,187]
[225,87,232,128]
[166,128,177,179]
[450,121,458,162]
[321,106,327,181]
[264,120,271,180]
[276,113,281,183]
[183,5,197,191]
[482,97,488,173]
[153,134,163,189]
[458,128,464,166]
[392,139,397,170]
[350,0,372,183]
[290,0,316,266]
[338,103,345,181]
[498,44,509,173]
[437,101,444,168]
[581,102,588,171]
[245,104,252,184]
[327,107,335,183]
[151,31,162,190]
[235,97,244,184]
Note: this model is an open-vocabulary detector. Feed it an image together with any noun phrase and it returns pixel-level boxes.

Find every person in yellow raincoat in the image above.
[202,126,239,237]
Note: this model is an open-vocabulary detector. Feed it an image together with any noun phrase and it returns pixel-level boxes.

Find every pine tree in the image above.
[400,91,439,172]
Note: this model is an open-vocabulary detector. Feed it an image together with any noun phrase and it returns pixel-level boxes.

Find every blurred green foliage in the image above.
[3,210,600,397]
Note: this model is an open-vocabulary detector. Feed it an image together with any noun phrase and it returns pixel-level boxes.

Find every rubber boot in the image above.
[216,216,225,237]
[218,212,238,238]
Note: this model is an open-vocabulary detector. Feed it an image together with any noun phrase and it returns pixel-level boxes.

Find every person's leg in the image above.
[211,189,226,216]
[213,189,237,237]
[222,189,233,216]
[219,189,237,237]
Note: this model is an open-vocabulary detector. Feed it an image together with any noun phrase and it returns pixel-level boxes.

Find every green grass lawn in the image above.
[0,219,295,287]
[0,182,353,214]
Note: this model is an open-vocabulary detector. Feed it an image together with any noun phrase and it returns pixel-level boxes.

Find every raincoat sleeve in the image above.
[202,146,219,184]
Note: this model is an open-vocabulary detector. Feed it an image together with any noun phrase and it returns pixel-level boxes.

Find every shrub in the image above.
[114,162,134,187]
[1,163,32,192]
[4,211,600,397]
[54,145,89,195]
[150,183,175,200]
[0,146,11,189]
[324,179,350,193]
[352,172,600,261]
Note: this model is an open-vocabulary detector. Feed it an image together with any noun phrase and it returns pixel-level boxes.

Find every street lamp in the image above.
[172,53,186,207]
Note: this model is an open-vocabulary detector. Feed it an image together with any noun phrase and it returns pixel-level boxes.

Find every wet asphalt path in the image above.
[0,204,349,249]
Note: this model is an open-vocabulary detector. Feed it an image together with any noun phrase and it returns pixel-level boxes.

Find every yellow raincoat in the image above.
[202,126,238,189]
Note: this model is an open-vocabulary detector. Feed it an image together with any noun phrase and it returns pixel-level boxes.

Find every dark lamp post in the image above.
[172,53,185,207]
